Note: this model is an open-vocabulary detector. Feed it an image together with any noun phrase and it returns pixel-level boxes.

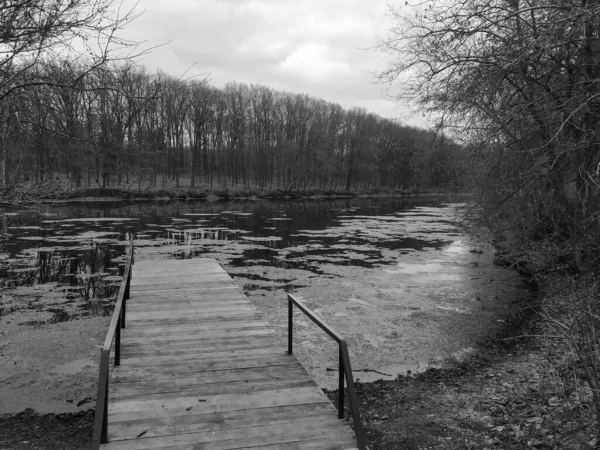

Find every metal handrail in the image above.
[287,293,366,450]
[91,239,134,449]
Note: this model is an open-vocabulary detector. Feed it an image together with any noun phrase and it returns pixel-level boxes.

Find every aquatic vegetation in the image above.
[1,198,534,386]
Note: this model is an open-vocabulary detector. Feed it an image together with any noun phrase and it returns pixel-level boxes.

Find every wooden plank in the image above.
[111,365,310,388]
[107,402,338,441]
[132,260,222,271]
[126,297,248,308]
[126,305,255,315]
[131,281,238,292]
[128,299,253,308]
[124,317,261,327]
[126,300,250,310]
[131,274,233,285]
[119,347,286,365]
[122,322,270,336]
[111,359,302,383]
[120,340,283,357]
[104,437,359,450]
[132,267,226,277]
[126,309,258,321]
[102,418,353,450]
[125,315,263,328]
[110,378,315,402]
[254,439,359,450]
[110,359,305,384]
[127,291,244,302]
[112,354,299,374]
[133,258,219,264]
[120,334,281,351]
[121,328,277,346]
[129,297,250,306]
[108,387,329,415]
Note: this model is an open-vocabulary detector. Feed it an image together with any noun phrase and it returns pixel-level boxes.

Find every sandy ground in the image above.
[0,312,108,414]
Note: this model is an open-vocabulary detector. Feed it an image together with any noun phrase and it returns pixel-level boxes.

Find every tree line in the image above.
[1,62,465,194]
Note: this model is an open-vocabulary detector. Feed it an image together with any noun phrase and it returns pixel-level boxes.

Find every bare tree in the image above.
[0,0,141,191]
[379,0,600,262]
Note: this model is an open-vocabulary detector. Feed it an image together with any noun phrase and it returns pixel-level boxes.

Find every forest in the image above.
[0,62,464,196]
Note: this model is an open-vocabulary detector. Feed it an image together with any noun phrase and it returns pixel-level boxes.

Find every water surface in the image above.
[0,197,533,387]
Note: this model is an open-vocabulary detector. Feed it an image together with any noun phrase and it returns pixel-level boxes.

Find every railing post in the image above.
[287,296,293,355]
[92,350,110,448]
[123,269,130,329]
[101,374,108,443]
[341,340,366,450]
[338,344,344,419]
[125,265,131,301]
[115,315,121,366]
[122,294,126,329]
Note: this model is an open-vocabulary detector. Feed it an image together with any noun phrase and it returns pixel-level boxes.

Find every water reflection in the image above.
[0,198,459,325]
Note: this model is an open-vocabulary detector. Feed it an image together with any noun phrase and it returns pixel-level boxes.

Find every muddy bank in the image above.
[0,409,93,449]
[325,279,598,450]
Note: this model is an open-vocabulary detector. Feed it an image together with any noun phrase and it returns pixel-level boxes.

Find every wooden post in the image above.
[287,297,293,355]
[92,350,110,448]
[341,340,366,450]
[102,374,108,443]
[115,315,121,366]
[338,345,344,419]
[122,294,126,329]
[124,265,131,300]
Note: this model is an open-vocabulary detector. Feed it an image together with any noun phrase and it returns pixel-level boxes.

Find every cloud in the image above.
[117,0,425,127]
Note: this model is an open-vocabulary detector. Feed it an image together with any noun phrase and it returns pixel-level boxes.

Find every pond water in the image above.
[0,197,534,389]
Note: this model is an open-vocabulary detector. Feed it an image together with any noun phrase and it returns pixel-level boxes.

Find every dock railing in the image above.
[92,239,134,449]
[287,293,366,450]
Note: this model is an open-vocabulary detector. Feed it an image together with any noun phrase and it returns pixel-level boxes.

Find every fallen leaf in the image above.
[526,417,543,424]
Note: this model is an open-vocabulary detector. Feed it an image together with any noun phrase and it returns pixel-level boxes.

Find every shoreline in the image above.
[1,185,464,208]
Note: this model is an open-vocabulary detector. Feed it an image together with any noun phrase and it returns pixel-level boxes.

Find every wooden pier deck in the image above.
[101,258,358,449]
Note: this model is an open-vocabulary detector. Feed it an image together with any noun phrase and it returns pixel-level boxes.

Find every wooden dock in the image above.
[101,258,358,449]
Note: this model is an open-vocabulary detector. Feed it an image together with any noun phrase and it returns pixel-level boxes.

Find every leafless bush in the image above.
[544,276,600,431]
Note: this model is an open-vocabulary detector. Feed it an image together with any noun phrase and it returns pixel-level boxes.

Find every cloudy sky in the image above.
[117,0,425,128]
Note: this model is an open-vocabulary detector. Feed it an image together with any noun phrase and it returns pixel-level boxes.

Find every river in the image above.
[0,197,533,398]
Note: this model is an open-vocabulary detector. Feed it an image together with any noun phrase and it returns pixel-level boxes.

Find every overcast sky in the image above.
[117,0,426,128]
